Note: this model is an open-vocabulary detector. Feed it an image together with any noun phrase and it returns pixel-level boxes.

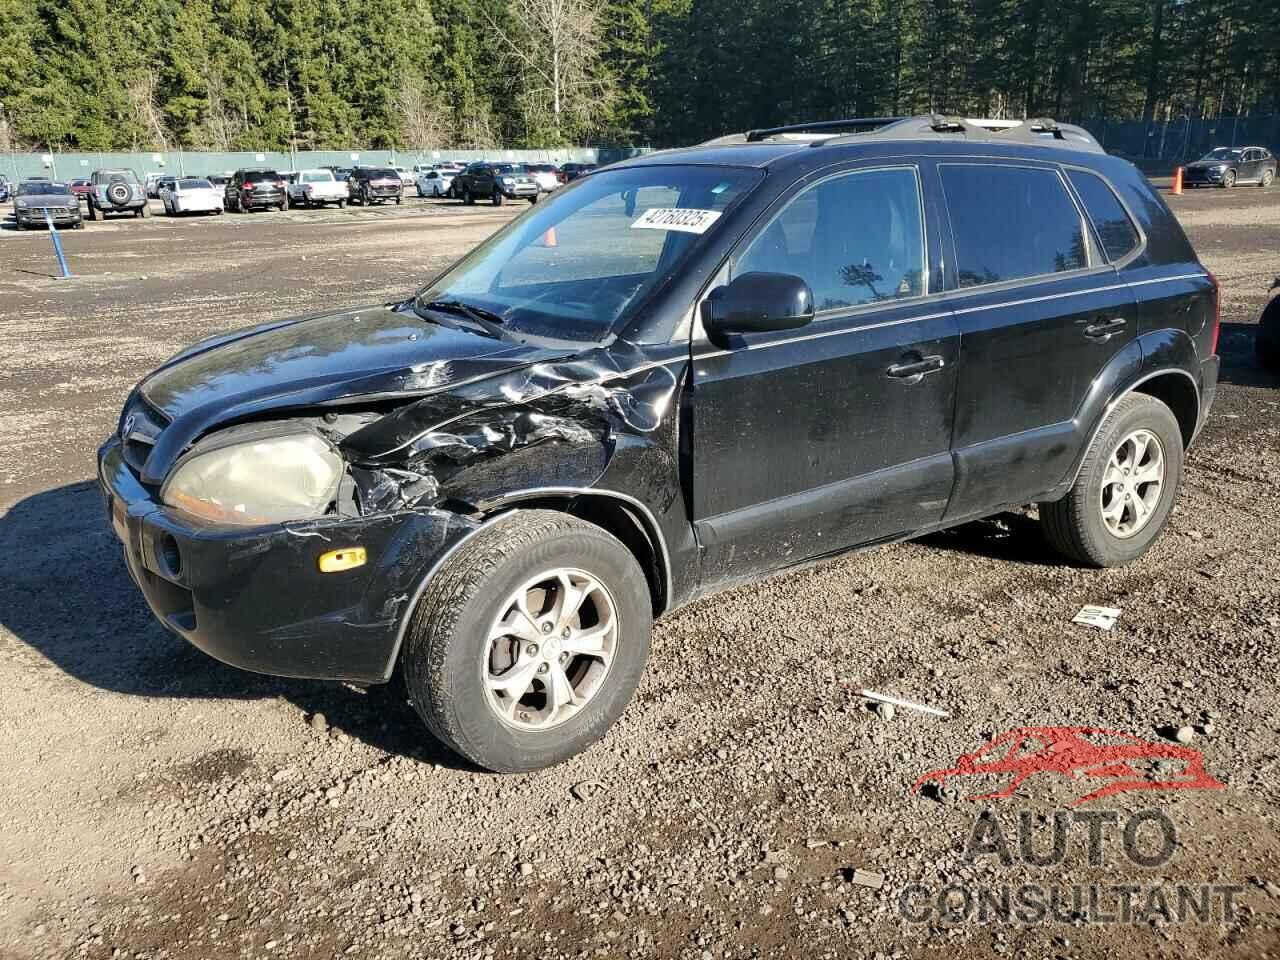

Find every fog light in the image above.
[318,547,367,573]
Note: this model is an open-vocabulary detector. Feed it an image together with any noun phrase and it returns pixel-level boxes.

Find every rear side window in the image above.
[941,165,1087,288]
[1066,169,1141,263]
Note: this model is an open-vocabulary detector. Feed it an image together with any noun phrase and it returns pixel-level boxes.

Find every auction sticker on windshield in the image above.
[631,208,722,234]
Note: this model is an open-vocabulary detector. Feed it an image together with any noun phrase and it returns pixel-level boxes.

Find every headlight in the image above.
[162,433,343,525]
[501,177,514,185]
[15,199,27,208]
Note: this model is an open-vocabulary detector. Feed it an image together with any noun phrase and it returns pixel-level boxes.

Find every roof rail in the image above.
[742,117,904,142]
[814,114,1105,153]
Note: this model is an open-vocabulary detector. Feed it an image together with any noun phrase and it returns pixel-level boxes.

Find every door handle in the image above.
[886,355,945,382]
[1084,318,1126,340]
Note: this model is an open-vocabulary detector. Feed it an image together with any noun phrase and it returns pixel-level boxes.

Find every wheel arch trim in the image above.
[381,487,672,681]
[1069,366,1199,488]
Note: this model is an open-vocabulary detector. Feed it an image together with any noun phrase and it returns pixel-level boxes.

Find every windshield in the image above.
[19,182,69,196]
[1202,148,1243,161]
[301,171,333,183]
[417,164,762,343]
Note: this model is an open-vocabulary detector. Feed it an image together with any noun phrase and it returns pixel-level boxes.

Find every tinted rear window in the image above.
[1066,169,1141,262]
[941,165,1087,287]
[179,179,211,189]
[244,171,280,182]
[369,169,398,178]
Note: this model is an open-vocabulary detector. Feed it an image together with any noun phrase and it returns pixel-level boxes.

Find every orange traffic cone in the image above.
[1172,166,1183,195]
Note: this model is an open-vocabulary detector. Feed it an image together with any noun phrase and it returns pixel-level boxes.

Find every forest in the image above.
[1,0,1278,152]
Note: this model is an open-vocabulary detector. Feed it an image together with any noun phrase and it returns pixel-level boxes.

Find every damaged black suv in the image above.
[100,116,1220,772]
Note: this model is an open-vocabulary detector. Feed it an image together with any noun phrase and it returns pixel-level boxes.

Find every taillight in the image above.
[242,181,254,190]
[276,181,285,189]
[1206,269,1221,355]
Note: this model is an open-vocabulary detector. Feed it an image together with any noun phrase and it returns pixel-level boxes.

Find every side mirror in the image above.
[701,272,815,339]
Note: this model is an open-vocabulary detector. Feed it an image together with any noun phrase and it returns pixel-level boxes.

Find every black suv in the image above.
[99,116,1218,773]
[224,169,286,212]
[1182,146,1276,188]
[347,167,403,205]
[452,162,539,205]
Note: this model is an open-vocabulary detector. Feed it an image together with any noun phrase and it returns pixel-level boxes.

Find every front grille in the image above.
[120,396,169,475]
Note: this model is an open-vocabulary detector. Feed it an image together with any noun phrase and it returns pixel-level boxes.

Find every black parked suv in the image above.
[99,116,1218,773]
[452,162,539,205]
[224,169,286,212]
[347,167,403,205]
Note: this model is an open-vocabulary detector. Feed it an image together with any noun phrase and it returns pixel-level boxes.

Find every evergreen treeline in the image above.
[1,0,1277,151]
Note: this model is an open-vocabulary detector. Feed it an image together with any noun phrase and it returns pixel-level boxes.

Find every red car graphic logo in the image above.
[913,726,1225,806]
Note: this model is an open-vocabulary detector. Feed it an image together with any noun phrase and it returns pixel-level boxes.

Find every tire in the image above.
[394,196,401,205]
[463,186,474,206]
[1039,393,1184,567]
[492,190,503,206]
[1262,170,1275,189]
[337,199,345,208]
[402,510,652,773]
[1222,169,1236,188]
[529,194,538,204]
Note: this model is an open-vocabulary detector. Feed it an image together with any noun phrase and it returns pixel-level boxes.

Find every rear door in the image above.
[937,161,1137,520]
[690,163,960,586]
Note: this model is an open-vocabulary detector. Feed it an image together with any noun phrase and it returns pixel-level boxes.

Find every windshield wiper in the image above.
[417,298,519,343]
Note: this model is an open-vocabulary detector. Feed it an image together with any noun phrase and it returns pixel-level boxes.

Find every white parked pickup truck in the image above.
[286,169,347,208]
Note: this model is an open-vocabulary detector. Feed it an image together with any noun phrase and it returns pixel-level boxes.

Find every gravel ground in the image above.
[0,184,1278,960]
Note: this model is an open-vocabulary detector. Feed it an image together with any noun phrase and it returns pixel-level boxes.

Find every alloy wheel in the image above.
[482,568,618,731]
[1099,428,1165,539]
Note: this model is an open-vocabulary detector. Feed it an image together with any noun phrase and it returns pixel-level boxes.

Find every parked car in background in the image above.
[452,162,539,205]
[86,168,148,220]
[206,174,229,190]
[390,165,415,187]
[287,169,347,208]
[224,169,286,212]
[1257,277,1280,369]
[347,167,403,205]
[0,176,11,202]
[69,179,93,204]
[12,180,83,229]
[414,168,454,198]
[323,166,353,182]
[560,162,597,182]
[156,176,177,200]
[525,163,564,193]
[1183,146,1277,188]
[145,172,168,198]
[162,178,224,216]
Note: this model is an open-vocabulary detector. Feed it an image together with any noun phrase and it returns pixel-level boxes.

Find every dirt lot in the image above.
[1,184,1278,960]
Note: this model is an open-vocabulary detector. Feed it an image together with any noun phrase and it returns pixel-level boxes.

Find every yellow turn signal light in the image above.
[318,547,367,573]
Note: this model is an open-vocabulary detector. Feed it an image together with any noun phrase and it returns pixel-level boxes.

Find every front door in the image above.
[689,164,959,588]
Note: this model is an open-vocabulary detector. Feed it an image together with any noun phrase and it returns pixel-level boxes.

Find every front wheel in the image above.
[1262,170,1275,189]
[1222,169,1236,188]
[492,190,503,206]
[463,186,474,205]
[1039,393,1184,567]
[402,511,652,773]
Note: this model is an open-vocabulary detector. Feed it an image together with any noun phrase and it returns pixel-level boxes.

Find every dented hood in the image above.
[134,303,572,484]
[141,303,554,418]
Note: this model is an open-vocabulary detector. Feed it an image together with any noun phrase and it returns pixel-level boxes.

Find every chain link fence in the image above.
[1083,115,1280,171]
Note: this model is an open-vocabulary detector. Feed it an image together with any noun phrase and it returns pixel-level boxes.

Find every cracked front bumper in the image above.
[97,437,475,683]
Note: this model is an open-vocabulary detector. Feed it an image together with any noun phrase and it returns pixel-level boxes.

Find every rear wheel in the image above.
[463,186,474,205]
[1262,169,1275,189]
[1222,169,1237,188]
[1039,393,1183,567]
[402,511,652,773]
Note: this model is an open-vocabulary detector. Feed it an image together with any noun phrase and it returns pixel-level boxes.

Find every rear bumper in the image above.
[97,437,477,683]
[501,184,539,198]
[1196,354,1220,439]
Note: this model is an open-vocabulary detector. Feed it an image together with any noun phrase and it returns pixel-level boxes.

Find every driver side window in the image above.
[734,167,926,313]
